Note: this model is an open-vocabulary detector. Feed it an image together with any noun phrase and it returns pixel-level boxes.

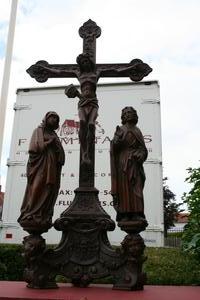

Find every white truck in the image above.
[0,81,164,246]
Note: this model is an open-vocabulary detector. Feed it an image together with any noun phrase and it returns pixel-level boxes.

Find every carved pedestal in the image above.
[22,188,148,290]
[115,218,148,290]
[22,235,58,289]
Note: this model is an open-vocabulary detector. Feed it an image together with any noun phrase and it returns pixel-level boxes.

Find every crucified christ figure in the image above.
[33,53,151,165]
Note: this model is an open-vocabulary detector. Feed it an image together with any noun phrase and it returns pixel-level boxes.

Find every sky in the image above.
[0,0,200,206]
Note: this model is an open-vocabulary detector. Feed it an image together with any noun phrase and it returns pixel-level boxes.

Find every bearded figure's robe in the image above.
[110,124,148,221]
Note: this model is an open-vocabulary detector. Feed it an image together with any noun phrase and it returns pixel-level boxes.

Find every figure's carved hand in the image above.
[132,151,144,163]
[113,126,123,143]
[49,136,57,143]
[44,136,56,147]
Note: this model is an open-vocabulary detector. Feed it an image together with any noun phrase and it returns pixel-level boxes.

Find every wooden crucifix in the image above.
[23,19,152,291]
[27,19,152,188]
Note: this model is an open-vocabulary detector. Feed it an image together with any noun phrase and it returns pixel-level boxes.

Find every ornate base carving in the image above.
[22,188,148,290]
[19,219,52,235]
[118,217,148,234]
[23,235,58,289]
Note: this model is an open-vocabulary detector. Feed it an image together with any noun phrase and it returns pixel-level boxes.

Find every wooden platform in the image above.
[0,281,199,300]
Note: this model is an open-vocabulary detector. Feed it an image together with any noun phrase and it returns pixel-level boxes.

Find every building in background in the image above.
[168,212,189,233]
[1,81,163,246]
[174,212,189,231]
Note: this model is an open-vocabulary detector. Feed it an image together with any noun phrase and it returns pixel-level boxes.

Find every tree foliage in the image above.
[163,177,183,237]
[182,167,200,258]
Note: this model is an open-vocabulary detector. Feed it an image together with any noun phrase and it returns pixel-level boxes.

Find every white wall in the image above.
[1,81,164,246]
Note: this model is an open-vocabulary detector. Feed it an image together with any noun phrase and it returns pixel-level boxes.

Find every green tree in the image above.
[182,167,200,258]
[163,178,183,237]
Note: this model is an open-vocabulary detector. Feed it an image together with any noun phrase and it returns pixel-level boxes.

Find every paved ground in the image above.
[0,282,200,300]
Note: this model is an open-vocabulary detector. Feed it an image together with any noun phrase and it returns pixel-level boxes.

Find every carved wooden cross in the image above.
[27,19,152,84]
[27,19,152,188]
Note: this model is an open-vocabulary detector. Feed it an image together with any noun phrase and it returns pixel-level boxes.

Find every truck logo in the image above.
[59,119,80,136]
[58,119,105,138]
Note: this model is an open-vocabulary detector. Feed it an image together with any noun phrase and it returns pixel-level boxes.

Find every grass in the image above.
[144,247,200,285]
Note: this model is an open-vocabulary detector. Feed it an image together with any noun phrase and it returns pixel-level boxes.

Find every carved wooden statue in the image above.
[110,107,148,223]
[21,20,151,290]
[18,112,65,234]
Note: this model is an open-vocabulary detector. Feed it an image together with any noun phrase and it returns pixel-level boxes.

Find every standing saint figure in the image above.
[110,107,148,222]
[18,111,65,233]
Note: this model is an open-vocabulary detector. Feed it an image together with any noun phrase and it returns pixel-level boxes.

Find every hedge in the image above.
[144,247,200,285]
[0,244,200,285]
[0,244,25,280]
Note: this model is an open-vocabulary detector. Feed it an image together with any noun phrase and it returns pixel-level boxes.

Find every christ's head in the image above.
[76,53,95,72]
